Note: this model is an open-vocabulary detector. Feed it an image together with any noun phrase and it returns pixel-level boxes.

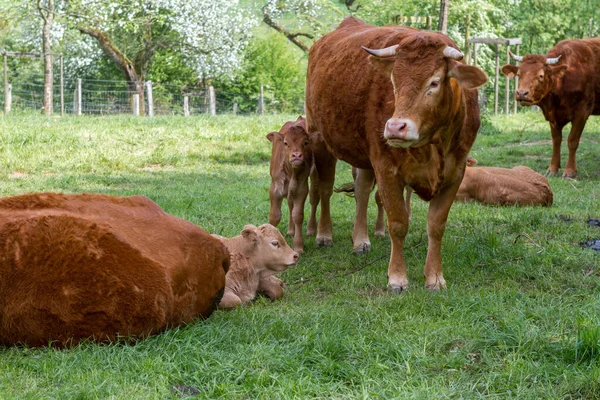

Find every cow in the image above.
[306,17,487,291]
[214,224,299,309]
[0,192,229,347]
[501,38,600,178]
[266,116,330,253]
[456,158,553,206]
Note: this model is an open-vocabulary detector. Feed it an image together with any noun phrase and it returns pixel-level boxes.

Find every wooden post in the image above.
[514,44,520,114]
[3,53,8,115]
[184,95,190,116]
[132,94,140,116]
[146,80,154,117]
[257,84,264,115]
[74,78,82,116]
[505,46,510,114]
[494,44,500,115]
[5,84,11,114]
[426,16,432,30]
[60,54,64,116]
[472,43,478,66]
[233,103,238,115]
[209,85,216,116]
[464,15,471,64]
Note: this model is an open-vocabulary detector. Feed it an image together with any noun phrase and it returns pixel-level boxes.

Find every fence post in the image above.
[184,96,190,116]
[257,84,264,115]
[3,53,8,115]
[494,44,499,115]
[505,46,510,114]
[132,94,140,116]
[209,85,216,116]
[73,78,82,116]
[464,15,470,64]
[146,80,154,117]
[514,44,520,114]
[233,103,238,115]
[60,54,64,116]
[5,84,11,114]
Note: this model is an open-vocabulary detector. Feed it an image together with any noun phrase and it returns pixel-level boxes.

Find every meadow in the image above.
[0,111,599,399]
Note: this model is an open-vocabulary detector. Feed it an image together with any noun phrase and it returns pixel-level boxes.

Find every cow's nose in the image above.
[515,90,529,98]
[293,252,299,261]
[386,119,407,138]
[291,152,303,160]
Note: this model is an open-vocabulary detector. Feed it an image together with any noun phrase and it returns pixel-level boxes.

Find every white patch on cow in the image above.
[384,119,419,148]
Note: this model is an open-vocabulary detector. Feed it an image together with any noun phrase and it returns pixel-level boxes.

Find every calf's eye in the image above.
[271,240,280,248]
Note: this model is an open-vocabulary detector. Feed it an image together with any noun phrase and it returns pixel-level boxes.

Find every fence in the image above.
[0,72,523,117]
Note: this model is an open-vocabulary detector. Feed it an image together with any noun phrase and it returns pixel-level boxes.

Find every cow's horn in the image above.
[361,44,399,58]
[545,55,561,65]
[508,49,524,62]
[443,46,463,60]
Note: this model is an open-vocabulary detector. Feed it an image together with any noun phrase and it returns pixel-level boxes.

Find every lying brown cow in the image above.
[456,158,553,206]
[502,37,600,178]
[267,116,327,253]
[306,17,487,291]
[214,224,298,309]
[0,192,229,347]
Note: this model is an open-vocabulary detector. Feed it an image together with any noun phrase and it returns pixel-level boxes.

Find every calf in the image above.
[456,158,553,206]
[0,193,229,347]
[215,224,299,309]
[267,116,323,253]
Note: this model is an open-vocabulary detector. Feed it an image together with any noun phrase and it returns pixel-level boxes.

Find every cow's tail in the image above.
[334,182,356,197]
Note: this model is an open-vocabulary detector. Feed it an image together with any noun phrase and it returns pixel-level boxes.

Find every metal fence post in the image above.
[5,84,11,114]
[209,85,216,116]
[184,96,190,116]
[257,84,264,115]
[132,94,140,116]
[146,80,154,117]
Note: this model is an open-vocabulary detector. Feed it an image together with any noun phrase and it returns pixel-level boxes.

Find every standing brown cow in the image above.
[502,38,600,178]
[306,17,487,291]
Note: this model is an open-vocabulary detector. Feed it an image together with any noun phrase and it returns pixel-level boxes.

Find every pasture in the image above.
[0,111,599,399]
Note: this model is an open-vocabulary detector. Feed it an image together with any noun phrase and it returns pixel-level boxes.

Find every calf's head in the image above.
[267,116,316,169]
[363,35,487,148]
[501,51,567,106]
[240,224,298,276]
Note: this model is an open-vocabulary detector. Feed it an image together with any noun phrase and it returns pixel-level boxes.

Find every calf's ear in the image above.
[501,64,519,78]
[241,225,259,244]
[449,64,488,89]
[266,132,281,142]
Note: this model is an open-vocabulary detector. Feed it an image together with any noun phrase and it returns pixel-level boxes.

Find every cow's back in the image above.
[0,193,228,347]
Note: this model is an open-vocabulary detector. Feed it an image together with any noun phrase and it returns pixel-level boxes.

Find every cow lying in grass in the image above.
[266,116,331,253]
[0,193,229,348]
[214,224,298,309]
[456,158,553,206]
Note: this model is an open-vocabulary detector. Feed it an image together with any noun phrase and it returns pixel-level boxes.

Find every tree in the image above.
[438,0,450,33]
[37,0,55,115]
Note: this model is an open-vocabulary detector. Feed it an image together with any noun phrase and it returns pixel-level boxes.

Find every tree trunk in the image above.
[38,0,54,115]
[77,26,146,115]
[438,0,450,34]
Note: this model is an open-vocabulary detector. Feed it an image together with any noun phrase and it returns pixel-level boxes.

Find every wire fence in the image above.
[1,73,525,117]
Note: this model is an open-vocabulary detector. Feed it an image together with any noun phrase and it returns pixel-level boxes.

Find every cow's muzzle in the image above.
[384,118,419,148]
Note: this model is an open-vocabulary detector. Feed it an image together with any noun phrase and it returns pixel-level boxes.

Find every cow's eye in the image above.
[304,140,309,146]
[430,80,439,89]
[271,240,280,248]
[283,141,288,146]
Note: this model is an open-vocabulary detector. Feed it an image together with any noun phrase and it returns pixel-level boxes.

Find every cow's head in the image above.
[266,116,316,169]
[363,35,487,148]
[240,224,298,276]
[501,50,567,106]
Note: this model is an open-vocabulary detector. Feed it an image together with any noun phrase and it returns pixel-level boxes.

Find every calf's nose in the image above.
[293,252,299,262]
[291,152,303,160]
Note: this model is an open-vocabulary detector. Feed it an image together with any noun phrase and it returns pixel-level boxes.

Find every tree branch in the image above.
[262,7,310,53]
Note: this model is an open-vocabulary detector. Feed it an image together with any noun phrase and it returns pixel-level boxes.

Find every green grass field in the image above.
[0,111,599,399]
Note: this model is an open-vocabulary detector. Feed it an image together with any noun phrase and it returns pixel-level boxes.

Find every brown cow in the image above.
[501,38,600,178]
[456,158,553,206]
[215,224,299,309]
[306,17,487,291]
[267,116,326,253]
[0,192,229,347]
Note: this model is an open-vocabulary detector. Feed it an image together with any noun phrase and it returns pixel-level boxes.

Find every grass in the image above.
[0,111,599,399]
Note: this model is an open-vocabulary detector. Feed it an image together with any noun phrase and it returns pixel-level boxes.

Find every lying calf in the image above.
[0,193,229,347]
[215,224,298,309]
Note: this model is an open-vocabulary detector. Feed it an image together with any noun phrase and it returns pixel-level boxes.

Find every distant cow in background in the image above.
[456,158,553,206]
[502,37,600,178]
[214,224,298,309]
[0,193,229,347]
[267,116,332,253]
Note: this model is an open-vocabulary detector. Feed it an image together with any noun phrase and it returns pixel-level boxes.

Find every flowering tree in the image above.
[67,0,255,113]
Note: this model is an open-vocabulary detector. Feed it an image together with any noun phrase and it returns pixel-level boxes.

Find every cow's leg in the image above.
[307,166,320,236]
[353,168,376,253]
[547,121,564,176]
[268,182,284,227]
[374,189,385,238]
[423,180,461,290]
[219,290,242,309]
[375,172,410,292]
[258,276,285,300]
[286,192,295,237]
[314,154,337,247]
[563,113,589,178]
[291,179,309,253]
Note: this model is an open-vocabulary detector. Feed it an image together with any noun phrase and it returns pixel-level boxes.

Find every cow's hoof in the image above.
[374,230,385,238]
[294,248,304,255]
[545,170,559,177]
[306,229,316,236]
[286,230,294,237]
[316,236,333,247]
[388,283,408,294]
[353,241,371,254]
[562,172,577,179]
[425,277,447,291]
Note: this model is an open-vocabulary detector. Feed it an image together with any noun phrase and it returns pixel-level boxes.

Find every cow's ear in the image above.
[368,55,395,75]
[550,64,568,79]
[241,225,259,244]
[466,156,478,167]
[501,64,519,78]
[448,64,488,89]
[266,132,280,142]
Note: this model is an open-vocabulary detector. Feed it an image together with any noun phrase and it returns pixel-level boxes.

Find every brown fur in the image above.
[216,224,298,309]
[306,17,487,290]
[502,38,600,178]
[0,192,229,347]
